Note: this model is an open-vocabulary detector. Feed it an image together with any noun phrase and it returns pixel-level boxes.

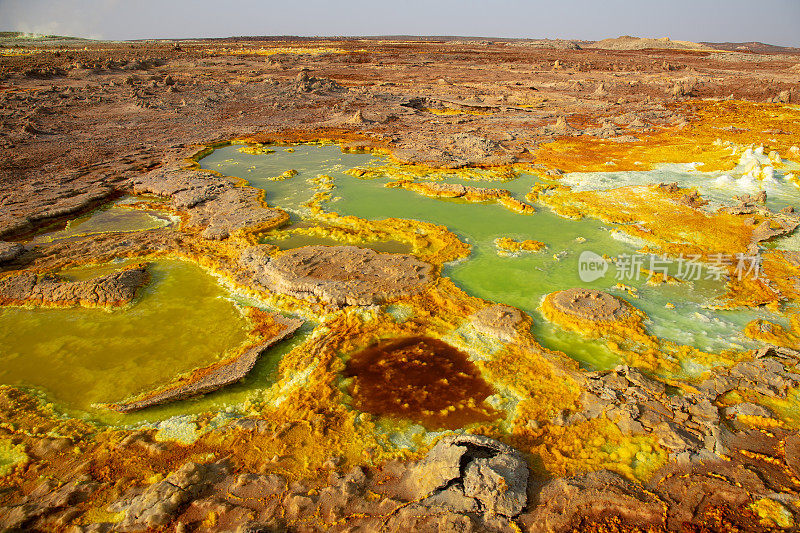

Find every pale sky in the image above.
[1,0,799,47]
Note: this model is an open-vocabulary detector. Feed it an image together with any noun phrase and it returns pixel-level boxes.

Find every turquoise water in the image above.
[202,144,779,370]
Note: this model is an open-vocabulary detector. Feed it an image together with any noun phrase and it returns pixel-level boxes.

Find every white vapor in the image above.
[0,0,121,39]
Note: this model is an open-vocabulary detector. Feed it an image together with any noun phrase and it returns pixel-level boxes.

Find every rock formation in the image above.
[241,245,433,307]
[131,167,288,240]
[408,434,529,518]
[0,241,24,263]
[0,263,149,308]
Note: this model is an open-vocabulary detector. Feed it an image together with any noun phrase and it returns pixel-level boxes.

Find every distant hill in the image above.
[702,41,800,55]
[1,32,798,55]
[587,35,713,51]
[0,32,93,48]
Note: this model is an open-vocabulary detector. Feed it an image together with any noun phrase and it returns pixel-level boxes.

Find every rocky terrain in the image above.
[0,261,149,307]
[242,244,433,307]
[548,288,631,322]
[0,35,799,532]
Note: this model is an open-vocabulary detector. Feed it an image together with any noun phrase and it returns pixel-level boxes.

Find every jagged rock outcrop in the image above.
[541,116,581,136]
[407,434,528,518]
[751,217,799,244]
[0,263,149,307]
[557,347,800,465]
[295,68,345,94]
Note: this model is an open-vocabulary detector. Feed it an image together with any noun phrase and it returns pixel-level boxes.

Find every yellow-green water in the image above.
[267,232,412,254]
[30,196,173,244]
[0,260,259,424]
[202,144,783,371]
[1,142,792,427]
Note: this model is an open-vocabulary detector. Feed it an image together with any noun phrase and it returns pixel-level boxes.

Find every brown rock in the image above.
[522,470,665,533]
[242,245,433,307]
[0,263,149,308]
[0,241,25,263]
[409,434,528,518]
[549,288,630,322]
[132,169,287,240]
[470,304,525,342]
[110,460,229,531]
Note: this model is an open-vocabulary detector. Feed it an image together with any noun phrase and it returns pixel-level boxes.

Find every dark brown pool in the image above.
[343,336,499,430]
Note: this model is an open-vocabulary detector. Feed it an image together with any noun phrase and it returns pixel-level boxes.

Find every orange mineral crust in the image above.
[534,100,800,174]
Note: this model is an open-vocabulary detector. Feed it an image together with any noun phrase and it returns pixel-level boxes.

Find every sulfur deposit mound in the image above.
[387,180,535,214]
[494,237,546,254]
[540,288,654,350]
[242,245,433,307]
[388,181,506,200]
[548,288,631,322]
[0,263,149,308]
[470,304,526,343]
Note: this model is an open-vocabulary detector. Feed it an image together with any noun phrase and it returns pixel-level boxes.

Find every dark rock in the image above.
[0,241,24,263]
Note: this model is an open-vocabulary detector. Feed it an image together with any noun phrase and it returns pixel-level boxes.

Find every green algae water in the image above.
[203,144,778,371]
[0,143,776,427]
[31,196,173,244]
[0,260,253,423]
[267,232,412,254]
[330,168,767,361]
[201,144,377,214]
